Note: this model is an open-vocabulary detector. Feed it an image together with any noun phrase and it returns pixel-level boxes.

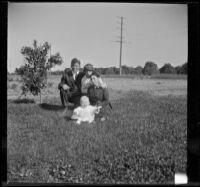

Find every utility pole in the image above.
[116,16,125,76]
[119,17,123,76]
[113,17,131,75]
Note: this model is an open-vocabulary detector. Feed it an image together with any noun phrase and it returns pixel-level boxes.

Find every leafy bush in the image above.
[16,40,63,103]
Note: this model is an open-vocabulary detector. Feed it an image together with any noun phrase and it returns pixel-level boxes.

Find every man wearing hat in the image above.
[58,58,85,108]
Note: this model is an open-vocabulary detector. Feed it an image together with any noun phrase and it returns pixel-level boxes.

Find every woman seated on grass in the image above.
[87,71,112,121]
[81,64,94,95]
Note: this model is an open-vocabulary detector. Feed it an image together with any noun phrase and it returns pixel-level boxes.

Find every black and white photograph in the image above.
[6,2,189,184]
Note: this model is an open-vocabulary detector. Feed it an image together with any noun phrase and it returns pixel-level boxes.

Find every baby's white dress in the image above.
[72,105,100,124]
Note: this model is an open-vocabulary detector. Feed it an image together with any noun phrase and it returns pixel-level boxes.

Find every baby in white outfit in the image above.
[71,96,101,124]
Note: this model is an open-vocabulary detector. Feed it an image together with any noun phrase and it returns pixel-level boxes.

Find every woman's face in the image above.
[91,75,99,87]
[86,70,92,77]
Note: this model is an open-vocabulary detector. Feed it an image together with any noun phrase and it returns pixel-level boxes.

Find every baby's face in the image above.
[80,97,90,107]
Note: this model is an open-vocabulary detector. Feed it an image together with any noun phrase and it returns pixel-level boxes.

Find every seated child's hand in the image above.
[76,120,81,125]
[97,106,102,109]
[71,111,78,119]
[95,106,102,114]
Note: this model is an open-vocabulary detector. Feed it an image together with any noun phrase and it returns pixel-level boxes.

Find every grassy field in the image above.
[7,76,187,184]
[7,74,187,100]
[101,74,187,80]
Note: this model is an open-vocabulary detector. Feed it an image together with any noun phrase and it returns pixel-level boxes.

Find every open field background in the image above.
[7,75,187,184]
[7,74,187,101]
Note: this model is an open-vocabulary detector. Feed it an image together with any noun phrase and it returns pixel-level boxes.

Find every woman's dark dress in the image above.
[87,85,112,118]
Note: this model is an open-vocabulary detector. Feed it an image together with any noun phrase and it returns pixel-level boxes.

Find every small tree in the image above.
[181,62,187,74]
[122,65,132,74]
[160,63,176,74]
[134,66,143,75]
[175,62,187,74]
[17,40,63,103]
[142,61,159,75]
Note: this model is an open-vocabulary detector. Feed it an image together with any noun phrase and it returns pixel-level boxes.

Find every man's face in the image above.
[71,63,80,73]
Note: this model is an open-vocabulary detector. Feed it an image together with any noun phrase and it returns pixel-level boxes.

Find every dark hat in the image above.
[84,64,94,71]
[71,58,80,66]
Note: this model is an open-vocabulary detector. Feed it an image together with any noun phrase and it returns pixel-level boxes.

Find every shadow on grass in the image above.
[9,98,35,104]
[64,116,73,121]
[39,103,66,111]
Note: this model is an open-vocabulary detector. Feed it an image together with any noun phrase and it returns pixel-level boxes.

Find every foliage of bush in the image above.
[16,40,63,102]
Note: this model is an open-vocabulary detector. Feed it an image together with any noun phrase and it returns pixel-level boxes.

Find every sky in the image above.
[8,2,188,72]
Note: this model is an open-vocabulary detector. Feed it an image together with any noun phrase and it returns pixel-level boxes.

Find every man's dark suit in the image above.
[58,69,85,107]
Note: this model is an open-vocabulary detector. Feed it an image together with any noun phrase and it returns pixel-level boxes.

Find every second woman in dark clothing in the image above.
[87,72,112,120]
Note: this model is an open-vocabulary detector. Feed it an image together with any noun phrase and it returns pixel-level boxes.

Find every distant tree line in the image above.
[10,61,187,76]
[37,61,187,76]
